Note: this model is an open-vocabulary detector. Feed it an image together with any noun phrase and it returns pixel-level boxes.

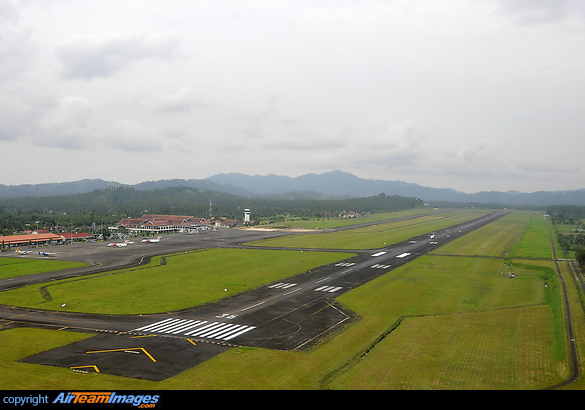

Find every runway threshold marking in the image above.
[86,347,157,363]
[131,319,256,341]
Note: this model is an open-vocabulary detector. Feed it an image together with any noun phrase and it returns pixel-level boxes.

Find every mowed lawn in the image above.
[430,211,533,257]
[323,256,565,389]
[0,249,354,314]
[327,305,559,390]
[246,209,490,250]
[0,257,87,280]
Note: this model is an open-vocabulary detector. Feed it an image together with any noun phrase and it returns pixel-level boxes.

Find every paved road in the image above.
[1,210,511,380]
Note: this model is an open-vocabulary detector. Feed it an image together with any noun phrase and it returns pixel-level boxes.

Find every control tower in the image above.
[244,208,251,223]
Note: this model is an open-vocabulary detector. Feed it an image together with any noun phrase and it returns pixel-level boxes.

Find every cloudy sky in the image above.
[1,0,584,193]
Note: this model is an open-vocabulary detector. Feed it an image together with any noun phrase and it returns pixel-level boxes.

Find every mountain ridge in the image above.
[1,171,585,207]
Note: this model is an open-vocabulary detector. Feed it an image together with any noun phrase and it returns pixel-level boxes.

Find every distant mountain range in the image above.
[1,170,585,207]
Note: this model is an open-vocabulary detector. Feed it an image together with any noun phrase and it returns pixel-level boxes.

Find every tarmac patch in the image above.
[21,332,231,381]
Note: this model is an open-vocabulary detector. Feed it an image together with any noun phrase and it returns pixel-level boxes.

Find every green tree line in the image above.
[0,187,423,233]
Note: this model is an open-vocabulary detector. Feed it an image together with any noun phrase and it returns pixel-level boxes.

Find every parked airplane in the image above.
[37,251,56,257]
[141,236,162,243]
[15,249,31,255]
[107,240,129,247]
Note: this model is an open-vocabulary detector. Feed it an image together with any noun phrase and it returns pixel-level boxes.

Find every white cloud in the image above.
[35,96,94,149]
[153,87,210,113]
[0,0,584,193]
[55,32,181,80]
[494,0,570,24]
[106,119,165,152]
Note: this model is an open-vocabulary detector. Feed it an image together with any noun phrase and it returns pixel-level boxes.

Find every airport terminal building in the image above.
[110,214,211,234]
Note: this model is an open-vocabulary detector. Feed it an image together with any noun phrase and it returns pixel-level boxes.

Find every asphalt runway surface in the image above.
[1,210,510,381]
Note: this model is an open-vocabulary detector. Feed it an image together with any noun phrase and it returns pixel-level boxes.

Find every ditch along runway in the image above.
[1,211,510,381]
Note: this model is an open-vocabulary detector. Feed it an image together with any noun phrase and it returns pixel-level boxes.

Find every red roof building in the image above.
[110,214,211,234]
[0,233,64,247]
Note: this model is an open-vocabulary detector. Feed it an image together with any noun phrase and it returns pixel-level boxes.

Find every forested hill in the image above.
[3,171,585,206]
[0,186,423,220]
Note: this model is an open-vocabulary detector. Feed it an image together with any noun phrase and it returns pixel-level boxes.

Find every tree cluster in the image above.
[0,186,423,234]
[546,205,585,224]
[558,232,585,251]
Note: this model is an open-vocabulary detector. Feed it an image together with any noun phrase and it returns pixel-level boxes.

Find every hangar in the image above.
[0,233,64,248]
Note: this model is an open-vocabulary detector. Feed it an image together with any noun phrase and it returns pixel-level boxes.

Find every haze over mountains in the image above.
[1,170,584,207]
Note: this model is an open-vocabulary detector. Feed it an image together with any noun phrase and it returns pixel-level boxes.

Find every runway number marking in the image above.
[216,313,237,319]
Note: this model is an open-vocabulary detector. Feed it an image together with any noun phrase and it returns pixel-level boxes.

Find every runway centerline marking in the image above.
[283,287,302,296]
[240,301,266,312]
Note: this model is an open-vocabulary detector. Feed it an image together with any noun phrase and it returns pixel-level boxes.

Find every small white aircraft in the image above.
[107,240,129,247]
[37,251,56,257]
[141,236,162,243]
[15,249,32,255]
[430,232,436,239]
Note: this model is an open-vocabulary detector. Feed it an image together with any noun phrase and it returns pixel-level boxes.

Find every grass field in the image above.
[430,211,532,257]
[326,305,559,389]
[246,209,490,250]
[0,209,579,390]
[0,257,87,280]
[258,208,438,229]
[0,249,354,314]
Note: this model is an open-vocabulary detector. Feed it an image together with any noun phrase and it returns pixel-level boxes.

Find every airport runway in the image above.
[0,210,511,380]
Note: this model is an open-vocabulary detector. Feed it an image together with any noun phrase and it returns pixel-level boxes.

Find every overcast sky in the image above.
[1,0,584,193]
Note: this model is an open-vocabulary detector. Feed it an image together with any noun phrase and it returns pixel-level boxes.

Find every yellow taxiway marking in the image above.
[70,365,101,373]
[187,339,197,346]
[131,335,156,338]
[86,348,157,363]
